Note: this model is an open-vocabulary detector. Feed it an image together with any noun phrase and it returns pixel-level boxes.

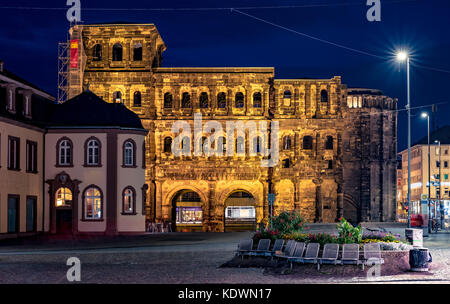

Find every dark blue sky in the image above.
[1,0,450,151]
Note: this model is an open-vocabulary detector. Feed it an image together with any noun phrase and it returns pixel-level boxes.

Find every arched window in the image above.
[181,136,191,153]
[85,138,101,166]
[283,136,292,150]
[199,92,209,109]
[83,186,103,220]
[112,43,123,61]
[181,92,191,108]
[133,91,142,107]
[282,158,291,168]
[93,44,102,61]
[347,96,353,108]
[164,137,172,153]
[321,90,329,102]
[164,92,173,109]
[58,138,72,166]
[133,43,143,61]
[253,92,262,108]
[122,187,136,214]
[56,188,72,207]
[217,92,227,109]
[123,140,136,167]
[113,91,122,103]
[303,136,313,150]
[236,136,245,154]
[325,136,333,150]
[217,136,226,154]
[235,92,244,108]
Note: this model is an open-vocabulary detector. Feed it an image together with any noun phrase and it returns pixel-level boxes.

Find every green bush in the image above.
[269,210,305,235]
[337,217,362,244]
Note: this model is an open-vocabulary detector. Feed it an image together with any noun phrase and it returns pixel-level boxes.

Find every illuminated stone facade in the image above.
[68,24,398,230]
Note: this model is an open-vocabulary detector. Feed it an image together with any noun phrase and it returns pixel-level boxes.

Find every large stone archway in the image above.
[164,184,209,232]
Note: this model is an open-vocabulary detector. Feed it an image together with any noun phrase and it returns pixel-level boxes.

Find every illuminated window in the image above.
[56,187,72,207]
[122,187,136,214]
[83,187,102,220]
[225,206,256,221]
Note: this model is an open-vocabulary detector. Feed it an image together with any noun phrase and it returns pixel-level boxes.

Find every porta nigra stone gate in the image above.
[67,24,398,231]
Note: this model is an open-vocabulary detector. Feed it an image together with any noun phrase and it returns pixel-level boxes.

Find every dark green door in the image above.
[8,196,19,233]
[26,197,37,232]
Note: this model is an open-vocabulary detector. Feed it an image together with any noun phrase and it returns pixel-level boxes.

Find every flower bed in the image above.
[254,215,409,250]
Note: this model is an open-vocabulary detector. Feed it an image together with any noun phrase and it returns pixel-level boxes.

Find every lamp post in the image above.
[422,112,431,233]
[397,51,411,228]
[435,139,441,229]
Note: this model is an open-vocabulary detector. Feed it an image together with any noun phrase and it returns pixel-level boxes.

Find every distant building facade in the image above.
[63,23,398,231]
[398,126,450,222]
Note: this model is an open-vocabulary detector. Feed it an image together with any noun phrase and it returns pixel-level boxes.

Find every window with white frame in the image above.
[124,141,134,166]
[58,139,71,166]
[86,139,100,165]
[84,187,102,220]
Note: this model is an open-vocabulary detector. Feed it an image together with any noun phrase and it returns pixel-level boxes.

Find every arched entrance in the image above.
[171,190,203,232]
[55,187,73,233]
[224,190,256,232]
[46,172,81,235]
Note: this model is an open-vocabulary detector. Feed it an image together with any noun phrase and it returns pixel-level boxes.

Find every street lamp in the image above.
[398,50,411,228]
[421,112,431,233]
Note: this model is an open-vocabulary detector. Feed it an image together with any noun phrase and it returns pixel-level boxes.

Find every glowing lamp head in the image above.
[396,51,408,62]
[421,112,429,118]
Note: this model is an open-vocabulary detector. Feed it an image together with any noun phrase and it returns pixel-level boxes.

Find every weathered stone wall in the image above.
[69,24,398,230]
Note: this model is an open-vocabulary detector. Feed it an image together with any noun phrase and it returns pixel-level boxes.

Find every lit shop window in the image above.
[176,207,203,224]
[225,206,256,221]
[56,187,72,207]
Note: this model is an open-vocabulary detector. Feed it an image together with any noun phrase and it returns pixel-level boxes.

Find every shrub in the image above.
[269,210,305,235]
[362,231,402,243]
[337,217,362,244]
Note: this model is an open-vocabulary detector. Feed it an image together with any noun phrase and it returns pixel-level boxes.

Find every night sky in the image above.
[1,0,450,151]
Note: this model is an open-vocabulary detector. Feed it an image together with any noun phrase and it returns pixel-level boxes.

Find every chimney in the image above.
[0,60,3,72]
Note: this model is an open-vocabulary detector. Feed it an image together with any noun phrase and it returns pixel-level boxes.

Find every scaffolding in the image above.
[57,22,86,103]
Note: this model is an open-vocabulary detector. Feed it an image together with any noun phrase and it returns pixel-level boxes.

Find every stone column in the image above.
[336,182,344,221]
[313,178,323,223]
[262,179,269,220]
[205,181,216,232]
[155,180,163,222]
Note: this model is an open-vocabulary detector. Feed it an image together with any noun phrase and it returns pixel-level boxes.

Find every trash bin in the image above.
[409,248,432,272]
